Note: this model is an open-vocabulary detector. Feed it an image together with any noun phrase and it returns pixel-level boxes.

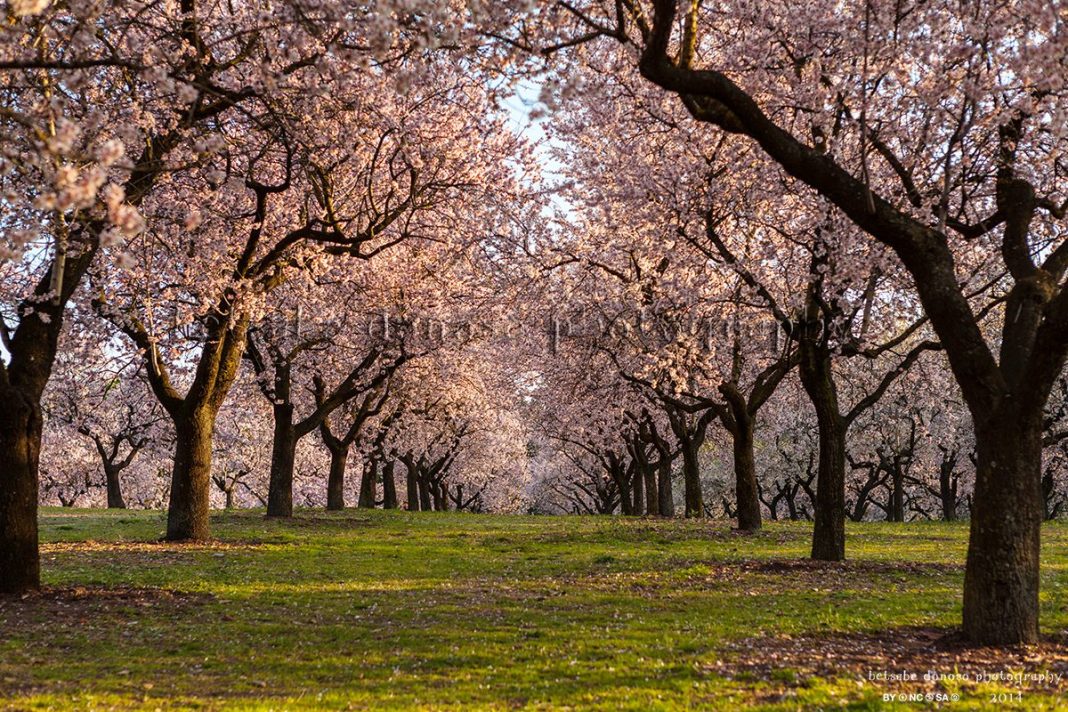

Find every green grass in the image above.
[2,509,1066,710]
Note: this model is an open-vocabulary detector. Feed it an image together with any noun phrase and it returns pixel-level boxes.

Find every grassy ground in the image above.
[2,509,1066,710]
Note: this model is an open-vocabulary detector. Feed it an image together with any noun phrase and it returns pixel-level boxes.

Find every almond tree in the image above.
[522,0,1067,643]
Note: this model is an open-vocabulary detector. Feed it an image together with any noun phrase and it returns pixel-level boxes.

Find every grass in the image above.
[1,509,1066,710]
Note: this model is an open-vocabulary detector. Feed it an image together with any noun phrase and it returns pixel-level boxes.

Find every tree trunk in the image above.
[326,443,348,511]
[266,403,296,518]
[382,461,397,509]
[631,468,644,515]
[358,461,377,509]
[939,456,957,521]
[406,466,419,511]
[681,442,703,517]
[732,416,762,531]
[104,464,126,509]
[658,459,674,517]
[962,414,1043,645]
[643,465,658,515]
[890,465,905,522]
[800,335,846,561]
[418,477,432,512]
[167,411,215,541]
[0,390,42,594]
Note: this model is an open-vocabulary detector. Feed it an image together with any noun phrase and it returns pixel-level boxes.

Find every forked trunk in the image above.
[963,413,1043,645]
[326,444,348,511]
[167,412,215,541]
[0,389,42,594]
[266,403,296,518]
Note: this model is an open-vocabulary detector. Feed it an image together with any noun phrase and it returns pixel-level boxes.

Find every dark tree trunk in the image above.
[732,415,762,531]
[358,461,377,509]
[938,453,958,521]
[631,468,644,515]
[681,443,703,518]
[418,477,432,512]
[799,331,846,561]
[326,443,348,511]
[643,465,658,515]
[432,482,447,511]
[406,466,419,511]
[167,411,215,541]
[890,464,906,522]
[103,464,126,509]
[266,403,296,518]
[0,390,42,594]
[963,414,1043,645]
[382,461,398,509]
[658,460,674,517]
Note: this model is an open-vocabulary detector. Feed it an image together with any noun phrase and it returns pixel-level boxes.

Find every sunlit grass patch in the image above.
[2,509,1065,710]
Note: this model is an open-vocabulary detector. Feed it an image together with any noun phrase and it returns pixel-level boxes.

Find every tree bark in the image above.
[732,415,762,531]
[799,330,846,561]
[418,476,432,512]
[631,468,644,515]
[0,390,42,594]
[657,459,674,517]
[382,461,398,509]
[680,442,703,517]
[358,461,377,509]
[643,464,658,515]
[167,411,215,541]
[326,443,348,511]
[266,403,296,517]
[406,466,419,511]
[103,464,126,509]
[963,414,1043,644]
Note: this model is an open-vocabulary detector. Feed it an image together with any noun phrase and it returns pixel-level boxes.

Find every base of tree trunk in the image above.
[961,422,1042,645]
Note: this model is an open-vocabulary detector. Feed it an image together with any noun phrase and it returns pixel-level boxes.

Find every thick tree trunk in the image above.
[681,443,703,517]
[800,336,846,561]
[104,464,126,509]
[406,467,419,511]
[167,411,216,541]
[382,461,397,509]
[658,460,674,517]
[0,390,42,594]
[963,415,1043,645]
[326,444,348,511]
[733,416,762,531]
[266,403,296,518]
[358,461,377,509]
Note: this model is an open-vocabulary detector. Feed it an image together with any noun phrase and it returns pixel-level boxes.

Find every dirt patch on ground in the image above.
[714,627,1068,702]
[0,585,212,630]
[738,557,962,577]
